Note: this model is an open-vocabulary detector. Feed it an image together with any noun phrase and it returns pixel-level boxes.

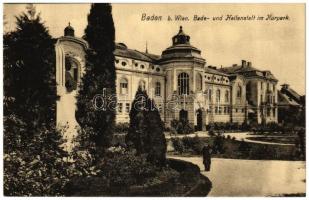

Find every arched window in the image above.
[237,85,242,98]
[216,89,221,102]
[120,78,128,95]
[196,73,202,91]
[155,82,161,96]
[139,80,146,91]
[178,72,189,95]
[225,90,229,102]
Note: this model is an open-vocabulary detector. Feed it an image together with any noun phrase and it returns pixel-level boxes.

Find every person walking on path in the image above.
[202,144,212,171]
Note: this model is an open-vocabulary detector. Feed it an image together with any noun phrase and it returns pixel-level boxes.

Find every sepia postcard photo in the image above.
[2,2,306,197]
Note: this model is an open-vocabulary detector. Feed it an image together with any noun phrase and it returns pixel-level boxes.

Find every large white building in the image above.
[56,24,278,140]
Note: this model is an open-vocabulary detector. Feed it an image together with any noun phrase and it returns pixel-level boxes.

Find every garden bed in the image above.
[64,152,212,197]
[168,136,303,161]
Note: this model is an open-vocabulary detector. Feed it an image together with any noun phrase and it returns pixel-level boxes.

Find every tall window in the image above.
[216,89,221,102]
[155,82,161,96]
[178,72,189,95]
[237,85,242,98]
[120,78,128,95]
[225,90,229,102]
[139,80,146,91]
[196,73,202,91]
[208,89,212,102]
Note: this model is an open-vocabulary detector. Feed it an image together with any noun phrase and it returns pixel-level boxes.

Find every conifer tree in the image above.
[75,3,116,158]
[4,4,56,129]
[4,5,69,196]
[126,87,166,165]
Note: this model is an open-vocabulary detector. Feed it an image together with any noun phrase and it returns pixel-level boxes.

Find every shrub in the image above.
[171,138,185,154]
[171,119,194,134]
[212,135,225,154]
[64,150,179,196]
[238,139,251,156]
[114,122,129,134]
[182,136,204,154]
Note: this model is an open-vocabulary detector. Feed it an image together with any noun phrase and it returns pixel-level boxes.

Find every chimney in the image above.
[247,62,252,67]
[241,60,247,68]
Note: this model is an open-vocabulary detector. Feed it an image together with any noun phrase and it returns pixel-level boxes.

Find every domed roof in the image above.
[172,26,190,45]
[64,22,75,37]
[160,26,205,63]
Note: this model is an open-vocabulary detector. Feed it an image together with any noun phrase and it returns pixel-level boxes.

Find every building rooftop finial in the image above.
[145,41,148,53]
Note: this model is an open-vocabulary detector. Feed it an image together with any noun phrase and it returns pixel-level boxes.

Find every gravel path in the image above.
[169,156,305,197]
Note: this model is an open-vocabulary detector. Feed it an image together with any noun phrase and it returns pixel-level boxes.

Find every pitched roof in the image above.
[219,64,277,81]
[205,67,228,76]
[277,91,301,106]
[114,43,160,63]
[280,86,302,103]
[219,64,259,74]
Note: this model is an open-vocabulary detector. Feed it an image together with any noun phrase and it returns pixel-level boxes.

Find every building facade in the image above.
[55,24,278,139]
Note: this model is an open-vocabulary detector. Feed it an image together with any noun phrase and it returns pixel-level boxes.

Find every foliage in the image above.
[4,114,70,196]
[4,4,56,129]
[182,136,204,154]
[212,135,225,154]
[75,3,116,159]
[171,119,194,134]
[126,87,167,165]
[114,122,130,133]
[171,136,204,155]
[64,149,179,196]
[171,138,185,154]
[3,5,69,196]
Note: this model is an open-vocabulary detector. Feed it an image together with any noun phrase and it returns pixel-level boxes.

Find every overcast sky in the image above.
[4,3,305,95]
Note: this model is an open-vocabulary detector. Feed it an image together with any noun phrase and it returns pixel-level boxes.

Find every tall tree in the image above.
[4,5,69,196]
[126,88,166,165]
[75,3,116,158]
[4,4,56,130]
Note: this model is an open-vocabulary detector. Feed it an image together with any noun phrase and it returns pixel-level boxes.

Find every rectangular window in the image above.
[273,108,276,117]
[219,107,222,114]
[125,103,130,113]
[235,108,238,113]
[215,107,218,114]
[118,103,123,113]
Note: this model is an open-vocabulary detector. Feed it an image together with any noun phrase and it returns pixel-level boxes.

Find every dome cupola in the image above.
[160,26,205,63]
[172,26,190,45]
[64,22,75,37]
